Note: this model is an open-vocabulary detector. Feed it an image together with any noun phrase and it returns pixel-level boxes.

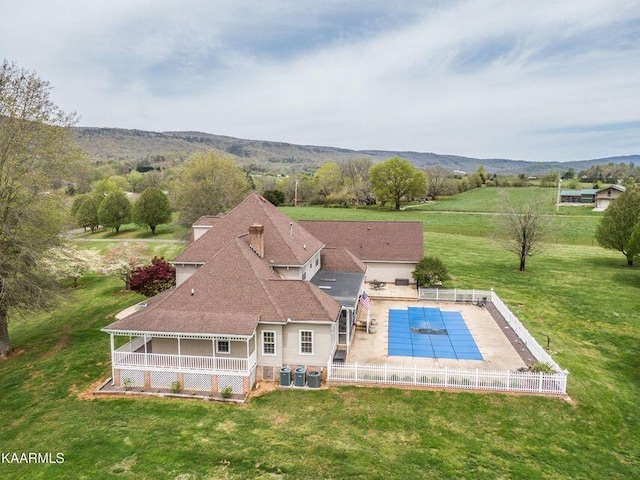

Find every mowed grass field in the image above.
[1,188,639,479]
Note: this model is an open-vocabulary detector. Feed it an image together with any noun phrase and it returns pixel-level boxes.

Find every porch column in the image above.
[177,337,182,369]
[346,309,351,354]
[143,334,148,368]
[246,338,250,374]
[110,333,116,385]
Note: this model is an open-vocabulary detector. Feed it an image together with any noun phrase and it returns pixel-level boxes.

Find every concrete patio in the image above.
[348,284,528,371]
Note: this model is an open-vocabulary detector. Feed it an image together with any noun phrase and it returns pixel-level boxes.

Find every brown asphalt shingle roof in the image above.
[174,193,324,265]
[299,220,423,262]
[319,247,367,273]
[104,236,340,336]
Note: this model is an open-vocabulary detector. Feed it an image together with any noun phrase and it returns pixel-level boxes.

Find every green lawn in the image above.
[1,202,639,478]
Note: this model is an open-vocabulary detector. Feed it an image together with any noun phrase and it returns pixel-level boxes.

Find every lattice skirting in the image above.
[150,370,178,389]
[119,369,144,388]
[218,375,244,394]
[183,373,212,392]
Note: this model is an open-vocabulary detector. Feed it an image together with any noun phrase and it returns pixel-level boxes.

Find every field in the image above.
[0,188,638,479]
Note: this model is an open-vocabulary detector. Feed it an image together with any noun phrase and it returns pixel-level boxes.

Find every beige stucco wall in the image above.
[365,262,416,284]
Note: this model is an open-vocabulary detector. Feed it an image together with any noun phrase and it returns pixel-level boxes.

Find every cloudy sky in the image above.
[2,0,639,161]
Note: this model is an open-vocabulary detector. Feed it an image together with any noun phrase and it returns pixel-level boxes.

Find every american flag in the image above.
[359,291,370,310]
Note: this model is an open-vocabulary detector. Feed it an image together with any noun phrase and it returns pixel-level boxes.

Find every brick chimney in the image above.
[249,224,265,258]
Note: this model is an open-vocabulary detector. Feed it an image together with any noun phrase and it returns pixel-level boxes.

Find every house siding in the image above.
[256,324,284,367]
[281,323,335,366]
[193,225,212,241]
[150,337,248,358]
[175,264,202,286]
[365,262,416,284]
[274,266,302,279]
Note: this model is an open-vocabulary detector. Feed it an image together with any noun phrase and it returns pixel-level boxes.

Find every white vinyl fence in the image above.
[328,363,567,394]
[327,288,568,395]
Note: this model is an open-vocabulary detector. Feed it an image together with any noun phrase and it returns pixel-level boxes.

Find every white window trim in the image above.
[262,330,277,356]
[216,339,231,355]
[299,329,314,356]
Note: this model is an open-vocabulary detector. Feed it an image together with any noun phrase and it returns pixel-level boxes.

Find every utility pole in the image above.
[556,176,562,212]
[294,180,299,207]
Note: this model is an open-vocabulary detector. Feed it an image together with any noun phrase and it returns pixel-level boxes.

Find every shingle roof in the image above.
[300,220,423,263]
[104,236,340,336]
[174,193,324,265]
[319,247,366,273]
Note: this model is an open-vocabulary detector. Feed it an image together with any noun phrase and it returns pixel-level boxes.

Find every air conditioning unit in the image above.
[279,367,292,387]
[294,366,307,387]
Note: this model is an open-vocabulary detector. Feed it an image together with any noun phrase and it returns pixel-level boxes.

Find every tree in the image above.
[369,157,427,210]
[0,60,79,357]
[173,151,252,226]
[476,165,488,185]
[129,257,176,297]
[340,158,374,204]
[71,193,100,232]
[314,161,343,202]
[132,187,172,234]
[412,256,451,287]
[425,166,450,200]
[41,245,101,288]
[91,178,119,198]
[98,190,131,233]
[595,187,640,266]
[262,189,285,206]
[99,242,147,290]
[499,199,549,272]
[126,169,143,192]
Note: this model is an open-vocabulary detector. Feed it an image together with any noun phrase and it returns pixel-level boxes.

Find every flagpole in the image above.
[366,306,370,334]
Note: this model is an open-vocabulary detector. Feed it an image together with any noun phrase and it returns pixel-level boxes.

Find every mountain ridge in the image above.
[72,126,640,175]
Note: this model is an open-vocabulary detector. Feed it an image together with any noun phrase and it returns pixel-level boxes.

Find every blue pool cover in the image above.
[388,307,483,360]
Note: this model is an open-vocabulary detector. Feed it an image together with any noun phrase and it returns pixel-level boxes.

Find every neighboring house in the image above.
[594,185,626,211]
[299,220,423,284]
[103,193,419,396]
[559,189,598,205]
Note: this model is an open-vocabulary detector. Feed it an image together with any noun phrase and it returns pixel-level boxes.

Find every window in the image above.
[262,331,276,356]
[315,256,319,267]
[216,339,230,354]
[300,330,314,355]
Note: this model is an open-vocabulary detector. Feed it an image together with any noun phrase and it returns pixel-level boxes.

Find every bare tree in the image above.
[499,198,549,272]
[340,158,374,204]
[425,166,450,200]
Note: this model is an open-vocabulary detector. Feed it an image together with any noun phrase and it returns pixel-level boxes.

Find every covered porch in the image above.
[311,269,365,353]
[105,330,258,395]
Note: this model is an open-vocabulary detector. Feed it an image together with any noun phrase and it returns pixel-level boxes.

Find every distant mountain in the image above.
[72,127,639,175]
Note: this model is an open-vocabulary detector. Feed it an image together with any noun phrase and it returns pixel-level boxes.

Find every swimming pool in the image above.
[388,306,483,360]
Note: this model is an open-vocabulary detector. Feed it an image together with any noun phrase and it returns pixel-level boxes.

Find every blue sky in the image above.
[1,0,639,161]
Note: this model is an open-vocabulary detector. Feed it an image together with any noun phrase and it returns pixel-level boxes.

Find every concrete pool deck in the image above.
[347,285,528,371]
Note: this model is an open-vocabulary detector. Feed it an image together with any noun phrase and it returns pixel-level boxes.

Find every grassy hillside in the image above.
[0,204,638,478]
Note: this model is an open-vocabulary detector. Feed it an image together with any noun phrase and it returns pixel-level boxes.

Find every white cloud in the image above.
[1,0,638,160]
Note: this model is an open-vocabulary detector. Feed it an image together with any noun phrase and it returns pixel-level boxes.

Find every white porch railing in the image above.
[113,349,257,375]
[327,362,567,395]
